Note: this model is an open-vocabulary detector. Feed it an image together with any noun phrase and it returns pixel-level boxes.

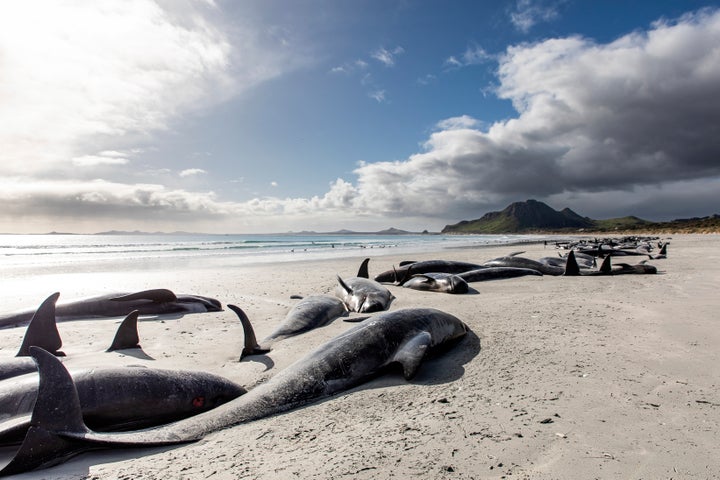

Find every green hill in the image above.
[442,200,720,234]
[442,199,595,233]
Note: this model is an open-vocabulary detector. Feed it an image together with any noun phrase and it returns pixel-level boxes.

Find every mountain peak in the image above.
[442,199,595,233]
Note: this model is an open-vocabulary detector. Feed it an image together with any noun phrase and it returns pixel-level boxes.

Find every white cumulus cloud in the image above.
[180,169,208,177]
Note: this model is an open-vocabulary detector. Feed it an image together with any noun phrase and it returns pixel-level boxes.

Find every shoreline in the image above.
[0,234,717,479]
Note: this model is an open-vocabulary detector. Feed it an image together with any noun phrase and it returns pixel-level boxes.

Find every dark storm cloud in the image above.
[340,9,720,219]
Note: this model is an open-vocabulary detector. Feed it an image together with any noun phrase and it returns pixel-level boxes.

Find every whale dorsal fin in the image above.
[392,331,432,380]
[110,289,178,303]
[398,260,417,267]
[563,251,579,276]
[356,258,370,279]
[599,255,612,274]
[17,293,63,357]
[228,305,270,359]
[106,310,141,352]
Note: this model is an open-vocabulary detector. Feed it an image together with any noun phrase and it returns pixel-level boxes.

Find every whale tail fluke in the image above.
[228,305,270,359]
[1,346,92,476]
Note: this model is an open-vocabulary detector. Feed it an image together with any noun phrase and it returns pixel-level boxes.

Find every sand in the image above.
[0,234,718,479]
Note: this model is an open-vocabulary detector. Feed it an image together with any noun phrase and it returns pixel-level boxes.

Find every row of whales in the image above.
[0,293,246,449]
[373,244,663,294]
[0,238,666,475]
[0,308,467,475]
[0,261,468,476]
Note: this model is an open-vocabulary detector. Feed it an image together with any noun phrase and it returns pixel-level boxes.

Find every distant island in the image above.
[442,199,720,234]
[288,227,432,235]
[32,203,719,236]
[86,228,432,236]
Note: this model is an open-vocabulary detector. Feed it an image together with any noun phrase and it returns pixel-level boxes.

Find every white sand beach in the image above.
[0,234,718,479]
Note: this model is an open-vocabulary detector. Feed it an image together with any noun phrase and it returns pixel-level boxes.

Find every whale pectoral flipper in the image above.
[16,293,63,357]
[336,275,352,295]
[392,332,432,380]
[106,310,141,352]
[109,289,178,303]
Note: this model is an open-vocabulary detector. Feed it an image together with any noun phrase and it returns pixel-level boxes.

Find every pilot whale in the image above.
[1,293,144,381]
[1,307,467,475]
[0,365,246,446]
[334,259,394,312]
[0,289,222,329]
[234,295,349,358]
[374,260,482,283]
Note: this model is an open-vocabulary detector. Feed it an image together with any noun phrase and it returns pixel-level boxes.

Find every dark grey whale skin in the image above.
[0,289,222,329]
[374,260,482,283]
[1,308,467,476]
[261,295,348,348]
[334,276,394,313]
[0,366,246,445]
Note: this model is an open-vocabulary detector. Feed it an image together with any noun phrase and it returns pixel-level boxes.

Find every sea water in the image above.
[0,233,545,278]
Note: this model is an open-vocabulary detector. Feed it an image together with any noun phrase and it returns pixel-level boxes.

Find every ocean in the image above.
[0,233,547,279]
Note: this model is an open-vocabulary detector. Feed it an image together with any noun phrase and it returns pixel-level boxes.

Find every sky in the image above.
[1,0,719,234]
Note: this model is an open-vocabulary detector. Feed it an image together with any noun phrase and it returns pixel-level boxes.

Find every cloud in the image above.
[317,8,720,222]
[0,1,302,177]
[3,7,720,233]
[445,45,493,68]
[330,59,369,74]
[331,46,403,101]
[510,0,562,33]
[0,1,313,232]
[73,151,131,167]
[179,168,207,177]
[369,90,387,103]
[371,46,405,67]
[0,178,227,218]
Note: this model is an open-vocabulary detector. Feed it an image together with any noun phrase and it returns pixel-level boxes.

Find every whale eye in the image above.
[192,396,205,408]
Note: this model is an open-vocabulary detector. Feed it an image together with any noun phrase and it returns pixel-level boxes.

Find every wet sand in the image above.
[0,234,718,479]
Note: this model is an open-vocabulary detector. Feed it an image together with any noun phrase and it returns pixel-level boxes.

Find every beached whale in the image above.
[235,295,349,358]
[0,307,467,475]
[647,243,668,259]
[401,272,469,294]
[374,260,482,283]
[334,259,394,313]
[458,267,544,282]
[481,255,565,276]
[563,251,613,276]
[0,364,246,447]
[612,260,658,275]
[1,294,144,381]
[0,289,222,329]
